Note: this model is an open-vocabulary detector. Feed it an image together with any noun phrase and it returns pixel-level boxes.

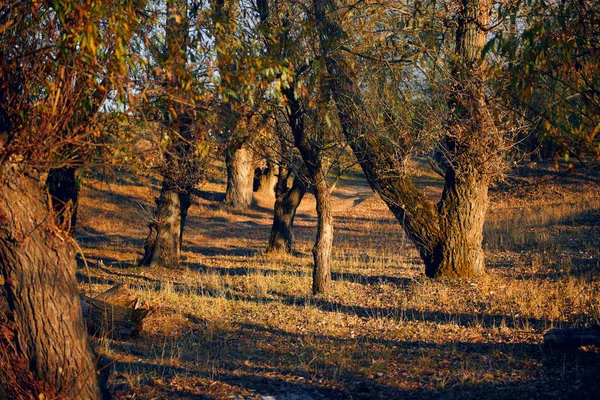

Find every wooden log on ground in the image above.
[543,326,600,348]
[94,283,139,308]
[80,284,148,340]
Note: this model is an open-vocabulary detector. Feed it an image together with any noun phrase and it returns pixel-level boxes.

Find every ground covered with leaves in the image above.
[77,163,600,399]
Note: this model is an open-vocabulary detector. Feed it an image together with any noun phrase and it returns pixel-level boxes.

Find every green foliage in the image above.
[496,0,600,163]
[0,0,146,169]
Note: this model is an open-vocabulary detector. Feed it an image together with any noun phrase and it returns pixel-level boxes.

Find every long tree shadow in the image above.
[331,272,416,286]
[269,291,576,332]
[187,263,308,277]
[90,266,573,333]
[102,317,600,399]
[76,225,145,249]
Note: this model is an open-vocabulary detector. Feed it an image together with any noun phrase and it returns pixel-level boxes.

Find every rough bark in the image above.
[312,177,333,294]
[255,160,278,196]
[432,0,495,277]
[313,0,495,279]
[224,144,254,208]
[431,170,489,277]
[0,165,101,399]
[141,179,192,268]
[267,168,307,254]
[47,166,80,234]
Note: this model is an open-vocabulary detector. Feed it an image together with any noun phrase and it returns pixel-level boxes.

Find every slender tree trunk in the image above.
[312,177,333,294]
[282,85,335,293]
[47,166,80,234]
[259,0,335,292]
[0,166,101,399]
[141,180,192,268]
[313,0,496,279]
[267,170,306,253]
[224,144,254,208]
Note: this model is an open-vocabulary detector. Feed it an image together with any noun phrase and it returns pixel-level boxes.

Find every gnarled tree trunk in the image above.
[267,167,307,254]
[429,0,495,277]
[0,165,101,399]
[255,159,278,197]
[141,179,192,268]
[224,143,254,208]
[430,171,489,277]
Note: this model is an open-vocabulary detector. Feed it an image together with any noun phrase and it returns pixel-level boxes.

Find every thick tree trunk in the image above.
[0,166,101,399]
[429,0,494,277]
[255,160,278,196]
[428,171,489,277]
[224,144,254,208]
[267,171,307,253]
[141,180,192,268]
[312,178,333,294]
[47,166,79,234]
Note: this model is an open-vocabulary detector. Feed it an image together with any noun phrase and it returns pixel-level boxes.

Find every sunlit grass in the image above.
[78,166,600,399]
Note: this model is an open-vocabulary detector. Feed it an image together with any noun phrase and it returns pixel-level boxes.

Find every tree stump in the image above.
[80,284,148,340]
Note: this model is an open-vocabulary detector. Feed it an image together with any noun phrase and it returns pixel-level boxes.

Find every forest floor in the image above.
[76,161,600,399]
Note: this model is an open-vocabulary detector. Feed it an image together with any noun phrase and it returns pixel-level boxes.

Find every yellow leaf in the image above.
[544,120,551,131]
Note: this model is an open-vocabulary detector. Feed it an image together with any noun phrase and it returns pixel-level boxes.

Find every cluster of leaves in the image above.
[494,0,600,164]
[0,0,144,170]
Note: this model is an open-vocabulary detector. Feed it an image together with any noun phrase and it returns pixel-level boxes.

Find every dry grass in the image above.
[76,163,600,399]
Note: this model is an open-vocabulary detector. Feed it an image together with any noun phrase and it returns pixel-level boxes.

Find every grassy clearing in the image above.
[77,164,600,399]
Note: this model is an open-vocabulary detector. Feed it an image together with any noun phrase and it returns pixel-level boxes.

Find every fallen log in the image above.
[543,326,600,348]
[80,284,148,340]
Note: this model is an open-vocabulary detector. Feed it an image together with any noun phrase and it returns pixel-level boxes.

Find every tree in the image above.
[0,0,140,396]
[140,0,208,268]
[212,0,259,209]
[266,117,308,254]
[313,0,506,278]
[257,0,348,293]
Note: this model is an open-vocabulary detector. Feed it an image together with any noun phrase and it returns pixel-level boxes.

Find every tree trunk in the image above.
[47,166,79,234]
[267,171,307,254]
[0,165,101,399]
[224,144,254,208]
[140,0,200,269]
[429,0,494,277]
[312,178,333,294]
[255,160,278,197]
[282,80,335,292]
[428,171,489,277]
[141,180,192,268]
